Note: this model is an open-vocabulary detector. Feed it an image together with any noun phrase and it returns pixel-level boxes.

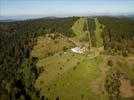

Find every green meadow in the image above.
[94,18,105,47]
[34,50,108,100]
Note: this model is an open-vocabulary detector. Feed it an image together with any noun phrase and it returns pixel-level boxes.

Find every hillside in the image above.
[0,16,134,100]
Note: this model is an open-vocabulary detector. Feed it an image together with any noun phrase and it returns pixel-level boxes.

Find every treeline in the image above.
[0,32,40,99]
[14,17,78,37]
[0,17,78,100]
[98,16,134,54]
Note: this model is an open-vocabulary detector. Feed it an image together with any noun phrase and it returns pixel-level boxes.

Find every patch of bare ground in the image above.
[119,78,134,98]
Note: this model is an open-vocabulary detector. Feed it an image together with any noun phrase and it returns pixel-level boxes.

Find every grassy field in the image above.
[31,35,74,58]
[94,18,105,47]
[71,17,87,40]
[71,17,91,47]
[34,50,108,100]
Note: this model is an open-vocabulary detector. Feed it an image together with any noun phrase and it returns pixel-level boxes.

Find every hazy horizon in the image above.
[0,0,134,20]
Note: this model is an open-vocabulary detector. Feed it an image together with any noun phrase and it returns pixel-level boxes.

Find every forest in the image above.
[0,17,78,99]
[98,17,134,54]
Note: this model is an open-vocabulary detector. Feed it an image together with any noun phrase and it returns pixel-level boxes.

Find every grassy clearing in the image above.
[35,50,80,84]
[94,18,105,47]
[31,36,74,58]
[71,17,90,47]
[35,50,108,100]
[72,17,87,40]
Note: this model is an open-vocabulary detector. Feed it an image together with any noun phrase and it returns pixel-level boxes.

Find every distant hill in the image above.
[0,16,59,23]
[127,15,134,19]
[0,19,16,23]
[115,15,134,19]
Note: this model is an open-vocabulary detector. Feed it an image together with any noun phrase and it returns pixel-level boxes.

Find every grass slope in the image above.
[35,50,108,100]
[94,18,105,47]
[31,35,74,58]
[71,17,91,47]
[72,18,87,40]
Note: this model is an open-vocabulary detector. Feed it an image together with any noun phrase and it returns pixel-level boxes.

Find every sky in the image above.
[0,0,134,19]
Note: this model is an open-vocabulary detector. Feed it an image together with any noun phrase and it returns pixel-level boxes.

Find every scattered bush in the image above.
[56,96,59,100]
[47,88,50,91]
[81,94,84,99]
[107,60,113,66]
[77,62,80,65]
[67,59,70,61]
[73,66,77,71]
[60,67,62,70]
[122,50,128,57]
[63,46,68,52]
[59,53,62,56]
[105,72,121,100]
[40,81,43,84]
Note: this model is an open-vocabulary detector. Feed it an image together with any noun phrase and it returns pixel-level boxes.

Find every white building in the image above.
[71,47,87,54]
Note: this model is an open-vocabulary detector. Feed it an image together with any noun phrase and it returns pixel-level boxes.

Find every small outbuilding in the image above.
[71,47,87,54]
